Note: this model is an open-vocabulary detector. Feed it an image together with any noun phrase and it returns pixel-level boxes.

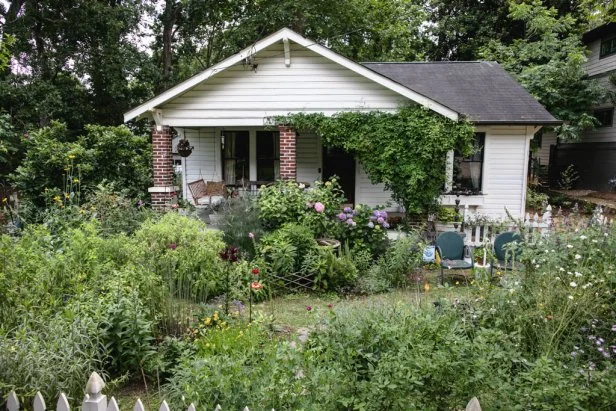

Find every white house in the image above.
[124,28,560,220]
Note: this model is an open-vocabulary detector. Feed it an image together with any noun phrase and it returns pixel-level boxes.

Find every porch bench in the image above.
[188,179,227,207]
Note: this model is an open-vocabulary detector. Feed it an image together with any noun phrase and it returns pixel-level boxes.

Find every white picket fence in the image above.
[437,204,613,248]
[2,372,483,411]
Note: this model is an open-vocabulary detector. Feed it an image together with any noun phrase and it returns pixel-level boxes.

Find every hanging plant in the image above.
[177,138,194,157]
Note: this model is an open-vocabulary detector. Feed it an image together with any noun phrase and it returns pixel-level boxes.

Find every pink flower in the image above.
[306,306,312,311]
[314,202,325,213]
[248,232,255,239]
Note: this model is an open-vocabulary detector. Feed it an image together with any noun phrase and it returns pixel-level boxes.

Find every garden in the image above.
[1,170,615,410]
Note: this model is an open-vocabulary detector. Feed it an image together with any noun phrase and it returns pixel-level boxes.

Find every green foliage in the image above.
[526,186,549,211]
[436,205,458,223]
[480,0,607,141]
[10,122,151,207]
[282,106,474,214]
[558,163,580,190]
[259,223,318,275]
[218,196,264,258]
[256,179,345,235]
[331,205,390,256]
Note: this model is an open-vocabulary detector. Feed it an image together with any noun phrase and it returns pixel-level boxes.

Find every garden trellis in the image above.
[2,372,484,411]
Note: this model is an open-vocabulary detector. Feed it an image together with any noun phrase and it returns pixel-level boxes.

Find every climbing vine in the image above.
[279,106,474,215]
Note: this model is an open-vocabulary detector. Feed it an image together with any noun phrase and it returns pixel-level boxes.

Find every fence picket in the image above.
[33,392,46,411]
[83,373,107,411]
[186,404,195,411]
[214,405,221,411]
[465,396,481,411]
[106,397,119,411]
[159,401,170,411]
[56,393,70,411]
[133,399,145,411]
[7,391,19,411]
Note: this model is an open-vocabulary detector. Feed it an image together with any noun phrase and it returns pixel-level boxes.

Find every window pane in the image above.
[257,131,280,182]
[453,133,484,193]
[222,131,249,185]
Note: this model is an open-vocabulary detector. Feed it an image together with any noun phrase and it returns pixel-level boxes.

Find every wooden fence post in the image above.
[82,372,107,411]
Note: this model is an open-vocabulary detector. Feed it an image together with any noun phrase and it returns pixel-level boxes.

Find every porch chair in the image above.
[490,231,523,277]
[187,179,227,208]
[436,231,473,285]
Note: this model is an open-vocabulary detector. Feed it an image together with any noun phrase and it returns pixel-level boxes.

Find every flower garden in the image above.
[0,179,615,410]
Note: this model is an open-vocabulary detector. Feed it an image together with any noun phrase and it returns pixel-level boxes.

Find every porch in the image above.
[151,124,395,210]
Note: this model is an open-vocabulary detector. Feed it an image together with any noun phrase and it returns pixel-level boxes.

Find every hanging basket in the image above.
[177,138,194,157]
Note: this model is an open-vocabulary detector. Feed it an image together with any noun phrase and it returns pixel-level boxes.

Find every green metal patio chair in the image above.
[490,231,523,277]
[436,231,473,284]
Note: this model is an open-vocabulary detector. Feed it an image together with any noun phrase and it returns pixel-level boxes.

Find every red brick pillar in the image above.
[149,125,177,209]
[278,125,297,181]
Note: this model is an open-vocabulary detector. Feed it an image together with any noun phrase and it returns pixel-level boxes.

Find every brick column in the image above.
[278,125,297,181]
[149,125,177,209]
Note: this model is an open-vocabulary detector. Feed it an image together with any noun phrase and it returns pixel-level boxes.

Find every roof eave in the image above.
[472,119,563,126]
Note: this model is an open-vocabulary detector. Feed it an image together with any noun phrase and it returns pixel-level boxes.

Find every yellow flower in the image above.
[53,195,61,202]
[73,178,79,183]
[1,197,6,203]
[204,317,211,325]
[64,193,70,199]
[44,187,49,192]
[68,155,76,159]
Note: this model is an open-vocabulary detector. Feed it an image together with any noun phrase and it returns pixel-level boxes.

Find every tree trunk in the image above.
[160,0,182,92]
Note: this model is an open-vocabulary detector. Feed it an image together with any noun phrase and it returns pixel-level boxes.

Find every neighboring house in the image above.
[535,22,616,191]
[124,28,559,220]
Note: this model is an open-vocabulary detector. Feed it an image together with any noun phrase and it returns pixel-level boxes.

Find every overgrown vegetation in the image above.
[281,106,474,214]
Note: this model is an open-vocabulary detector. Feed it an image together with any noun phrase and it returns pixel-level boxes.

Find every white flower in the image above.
[575,272,582,277]
[567,244,573,249]
[574,254,582,260]
[570,282,577,288]
[568,295,574,300]
[298,183,305,189]
[535,264,540,269]
[604,233,608,237]
[592,239,598,243]
[559,267,565,272]
[555,277,561,281]
[580,235,587,240]
[582,283,591,289]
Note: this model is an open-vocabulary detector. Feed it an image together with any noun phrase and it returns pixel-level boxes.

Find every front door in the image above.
[322,147,355,203]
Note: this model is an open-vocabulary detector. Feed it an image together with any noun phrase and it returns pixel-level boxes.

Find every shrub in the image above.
[10,122,151,207]
[256,179,345,235]
[526,186,549,211]
[258,223,318,276]
[331,205,390,256]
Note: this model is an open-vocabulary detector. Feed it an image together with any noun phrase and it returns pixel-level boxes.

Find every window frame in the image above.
[255,130,280,182]
[450,132,485,195]
[593,107,614,128]
[599,35,616,59]
[221,130,250,185]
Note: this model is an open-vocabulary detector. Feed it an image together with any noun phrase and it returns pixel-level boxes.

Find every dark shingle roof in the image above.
[362,61,561,125]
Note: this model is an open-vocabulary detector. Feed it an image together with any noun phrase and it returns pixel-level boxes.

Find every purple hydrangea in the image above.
[344,207,352,213]
[382,222,390,229]
[377,217,385,224]
[346,218,354,225]
[337,212,347,221]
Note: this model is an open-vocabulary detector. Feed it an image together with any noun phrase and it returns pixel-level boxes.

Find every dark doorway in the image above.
[322,147,356,203]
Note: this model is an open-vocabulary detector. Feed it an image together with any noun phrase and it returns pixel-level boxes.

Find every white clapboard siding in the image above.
[2,372,482,411]
[584,39,616,77]
[296,132,321,184]
[535,131,557,167]
[160,42,407,127]
[480,126,530,219]
[354,163,400,211]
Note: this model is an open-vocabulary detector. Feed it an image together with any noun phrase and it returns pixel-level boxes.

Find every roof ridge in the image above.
[361,61,489,64]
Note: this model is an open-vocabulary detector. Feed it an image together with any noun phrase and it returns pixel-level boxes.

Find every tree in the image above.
[481,0,606,140]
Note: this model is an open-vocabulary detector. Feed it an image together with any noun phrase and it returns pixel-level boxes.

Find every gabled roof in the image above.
[124,28,459,122]
[125,28,559,126]
[363,61,561,125]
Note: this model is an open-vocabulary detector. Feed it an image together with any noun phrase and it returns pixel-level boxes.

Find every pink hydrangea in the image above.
[314,202,325,213]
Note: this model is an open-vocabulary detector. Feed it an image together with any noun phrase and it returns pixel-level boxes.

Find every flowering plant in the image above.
[332,204,390,256]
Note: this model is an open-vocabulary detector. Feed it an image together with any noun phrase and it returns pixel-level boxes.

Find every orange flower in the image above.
[250,281,263,291]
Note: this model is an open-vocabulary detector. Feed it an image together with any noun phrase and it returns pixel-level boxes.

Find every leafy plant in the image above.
[558,164,580,190]
[526,186,549,211]
[281,106,474,215]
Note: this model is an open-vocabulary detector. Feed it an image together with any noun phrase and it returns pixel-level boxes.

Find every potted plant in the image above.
[177,138,194,157]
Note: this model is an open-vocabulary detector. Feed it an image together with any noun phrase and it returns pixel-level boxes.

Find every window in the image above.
[452,132,485,194]
[594,107,614,127]
[222,130,249,185]
[256,130,280,182]
[600,35,616,58]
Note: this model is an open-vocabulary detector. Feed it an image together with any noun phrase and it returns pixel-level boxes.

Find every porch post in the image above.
[278,125,297,181]
[149,125,178,209]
